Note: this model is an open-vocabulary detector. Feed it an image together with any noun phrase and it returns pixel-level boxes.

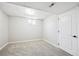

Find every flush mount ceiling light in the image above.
[32,20,36,24]
[25,8,35,15]
[28,19,36,25]
[28,19,32,23]
[49,2,55,7]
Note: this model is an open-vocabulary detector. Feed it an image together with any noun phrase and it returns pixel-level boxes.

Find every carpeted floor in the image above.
[0,40,72,56]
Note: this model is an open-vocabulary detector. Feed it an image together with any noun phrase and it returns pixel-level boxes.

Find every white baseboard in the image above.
[43,39,59,48]
[59,46,74,56]
[0,39,42,50]
[9,39,43,44]
[43,39,73,56]
[0,42,8,50]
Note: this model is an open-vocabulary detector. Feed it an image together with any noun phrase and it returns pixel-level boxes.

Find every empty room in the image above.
[0,2,79,56]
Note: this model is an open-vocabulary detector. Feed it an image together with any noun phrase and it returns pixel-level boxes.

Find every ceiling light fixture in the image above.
[26,8,35,15]
[32,20,36,24]
[28,19,36,25]
[28,19,32,23]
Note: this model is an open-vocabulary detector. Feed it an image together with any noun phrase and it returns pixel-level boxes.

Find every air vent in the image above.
[49,3,55,7]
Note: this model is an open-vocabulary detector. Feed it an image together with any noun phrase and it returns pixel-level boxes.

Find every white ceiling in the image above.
[9,2,79,14]
[0,2,79,20]
[0,3,52,20]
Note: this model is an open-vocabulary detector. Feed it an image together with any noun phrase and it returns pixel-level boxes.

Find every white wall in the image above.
[9,17,43,42]
[43,15,58,46]
[0,9,8,49]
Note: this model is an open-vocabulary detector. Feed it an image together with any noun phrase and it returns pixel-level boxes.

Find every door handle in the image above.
[72,35,78,38]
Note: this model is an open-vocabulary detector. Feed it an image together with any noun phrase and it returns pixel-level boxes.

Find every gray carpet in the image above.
[0,40,72,56]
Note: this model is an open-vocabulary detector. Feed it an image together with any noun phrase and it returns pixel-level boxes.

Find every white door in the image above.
[59,13,72,53]
[76,7,79,55]
[59,8,78,55]
[70,8,78,55]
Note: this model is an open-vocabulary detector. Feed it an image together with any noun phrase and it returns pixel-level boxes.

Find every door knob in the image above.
[72,35,78,38]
